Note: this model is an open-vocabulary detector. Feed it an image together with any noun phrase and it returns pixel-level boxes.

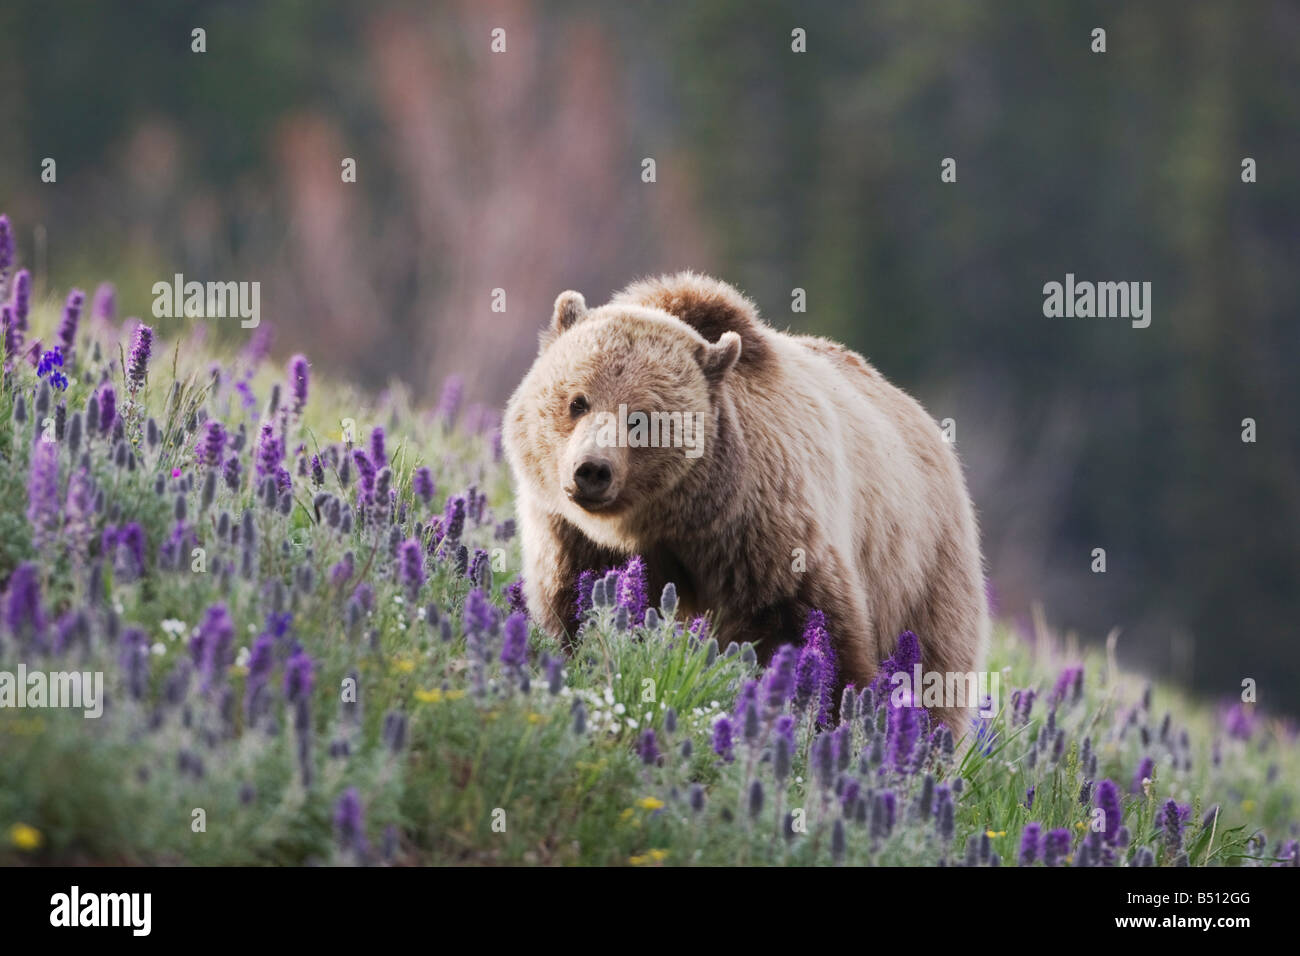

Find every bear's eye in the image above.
[568,395,589,419]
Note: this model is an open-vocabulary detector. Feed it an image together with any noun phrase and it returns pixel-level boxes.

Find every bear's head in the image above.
[504,289,742,546]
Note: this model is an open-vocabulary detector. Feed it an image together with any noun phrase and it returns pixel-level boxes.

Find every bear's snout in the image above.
[571,455,615,506]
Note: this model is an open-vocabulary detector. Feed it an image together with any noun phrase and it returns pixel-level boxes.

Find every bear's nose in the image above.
[573,457,614,499]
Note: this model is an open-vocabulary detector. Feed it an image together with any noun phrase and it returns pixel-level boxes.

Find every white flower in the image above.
[613,703,626,716]
[150,643,167,656]
[235,646,250,667]
[161,618,187,638]
[394,595,405,605]
[417,607,427,621]
[113,601,124,615]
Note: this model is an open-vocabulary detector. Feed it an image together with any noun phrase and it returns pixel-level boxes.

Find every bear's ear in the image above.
[696,330,742,384]
[550,291,588,336]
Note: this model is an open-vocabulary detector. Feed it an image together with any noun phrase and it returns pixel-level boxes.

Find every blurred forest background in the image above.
[1,0,1297,711]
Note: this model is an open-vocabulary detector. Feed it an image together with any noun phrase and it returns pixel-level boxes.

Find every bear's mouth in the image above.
[566,488,619,513]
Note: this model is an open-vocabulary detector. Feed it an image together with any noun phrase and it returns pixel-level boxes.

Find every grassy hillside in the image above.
[0,252,1296,866]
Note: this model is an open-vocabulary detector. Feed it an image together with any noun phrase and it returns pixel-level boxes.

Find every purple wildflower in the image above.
[1043,828,1072,867]
[12,270,31,328]
[1161,800,1190,851]
[712,715,735,763]
[0,215,11,286]
[463,587,497,640]
[334,787,367,854]
[97,385,117,435]
[191,603,236,689]
[501,611,529,669]
[398,538,425,599]
[288,354,310,414]
[637,729,660,766]
[795,609,836,726]
[3,562,47,650]
[1222,702,1256,741]
[504,577,528,617]
[763,644,798,711]
[200,421,227,468]
[436,375,464,427]
[127,323,153,394]
[1132,756,1155,794]
[614,555,648,626]
[873,629,923,697]
[330,552,355,587]
[886,693,924,772]
[1,305,17,366]
[369,427,387,468]
[284,647,316,702]
[573,568,600,623]
[91,282,115,321]
[1095,779,1123,844]
[1051,665,1084,706]
[57,288,84,354]
[119,629,150,700]
[1019,823,1043,866]
[26,442,60,550]
[352,449,376,497]
[256,423,283,478]
[413,466,435,504]
[441,494,466,543]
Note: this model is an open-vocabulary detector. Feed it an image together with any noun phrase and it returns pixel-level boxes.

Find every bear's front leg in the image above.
[516,491,623,643]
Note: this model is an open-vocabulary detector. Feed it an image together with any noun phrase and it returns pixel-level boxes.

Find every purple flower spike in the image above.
[711,715,735,763]
[637,728,660,766]
[127,323,153,394]
[1043,828,1072,867]
[288,354,310,414]
[284,647,316,702]
[795,609,836,726]
[3,562,47,650]
[436,375,464,427]
[1019,823,1042,865]
[256,423,283,478]
[58,288,84,354]
[1095,779,1123,844]
[98,385,117,435]
[501,611,529,669]
[413,466,435,504]
[26,442,60,550]
[1131,756,1154,794]
[92,282,116,321]
[763,644,798,711]
[200,421,227,468]
[615,555,648,626]
[12,270,31,328]
[398,538,425,599]
[369,427,387,468]
[0,215,11,286]
[334,787,367,854]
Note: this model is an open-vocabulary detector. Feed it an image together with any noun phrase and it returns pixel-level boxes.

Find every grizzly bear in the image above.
[502,272,988,732]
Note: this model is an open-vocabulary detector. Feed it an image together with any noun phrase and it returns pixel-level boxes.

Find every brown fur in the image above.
[503,271,988,731]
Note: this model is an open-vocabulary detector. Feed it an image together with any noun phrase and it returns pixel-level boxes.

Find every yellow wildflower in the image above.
[415,688,444,704]
[637,797,665,811]
[9,823,43,851]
